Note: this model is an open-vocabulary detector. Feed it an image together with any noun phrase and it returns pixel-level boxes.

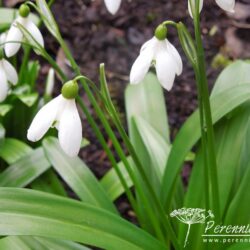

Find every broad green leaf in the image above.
[101,157,133,201]
[20,236,91,250]
[0,148,50,187]
[0,104,13,116]
[0,236,91,250]
[212,61,250,96]
[0,123,5,140]
[125,73,170,231]
[12,84,31,95]
[0,236,32,250]
[125,73,170,143]
[225,162,250,225]
[0,138,32,164]
[214,105,250,215]
[179,106,250,250]
[0,188,166,250]
[43,137,117,213]
[31,169,67,197]
[227,243,250,250]
[17,93,39,107]
[161,84,250,210]
[0,236,46,250]
[133,116,171,180]
[34,237,91,250]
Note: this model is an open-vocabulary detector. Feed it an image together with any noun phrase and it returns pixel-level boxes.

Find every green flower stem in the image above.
[36,47,141,225]
[80,85,167,243]
[76,97,139,215]
[58,36,182,247]
[18,0,55,83]
[193,2,220,221]
[193,67,211,214]
[43,55,141,224]
[83,66,178,248]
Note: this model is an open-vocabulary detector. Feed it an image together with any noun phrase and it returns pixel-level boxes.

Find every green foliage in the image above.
[0,0,249,248]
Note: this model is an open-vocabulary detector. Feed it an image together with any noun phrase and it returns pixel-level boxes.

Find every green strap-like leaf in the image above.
[43,137,117,214]
[0,104,13,117]
[125,73,170,143]
[0,148,50,187]
[0,138,32,164]
[161,84,250,209]
[0,188,166,250]
[133,116,171,180]
[101,157,134,201]
[34,237,91,250]
[0,124,5,141]
[0,236,92,250]
[212,60,250,96]
[31,169,67,197]
[0,236,32,250]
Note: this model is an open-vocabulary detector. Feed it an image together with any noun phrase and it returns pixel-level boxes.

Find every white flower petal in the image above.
[104,0,122,15]
[215,0,235,12]
[25,19,44,48]
[27,95,62,142]
[140,37,157,53]
[166,40,183,76]
[4,17,26,57]
[188,0,204,18]
[0,64,8,102]
[2,59,18,85]
[130,43,155,84]
[58,99,82,157]
[155,52,177,91]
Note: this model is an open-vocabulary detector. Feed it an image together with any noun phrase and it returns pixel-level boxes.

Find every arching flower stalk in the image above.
[130,24,183,91]
[27,80,82,157]
[5,4,44,57]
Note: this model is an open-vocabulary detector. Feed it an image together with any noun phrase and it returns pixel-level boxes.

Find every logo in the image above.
[170,208,214,247]
[170,208,250,248]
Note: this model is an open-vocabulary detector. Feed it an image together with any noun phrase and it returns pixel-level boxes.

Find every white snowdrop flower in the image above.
[27,80,82,157]
[215,0,235,13]
[0,50,18,102]
[104,0,122,15]
[130,24,183,91]
[188,0,235,17]
[4,4,44,57]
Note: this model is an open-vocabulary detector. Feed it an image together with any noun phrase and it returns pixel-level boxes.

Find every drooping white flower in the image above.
[130,25,183,91]
[4,4,44,57]
[188,0,235,17]
[27,81,82,157]
[215,0,235,12]
[0,57,18,102]
[104,0,122,15]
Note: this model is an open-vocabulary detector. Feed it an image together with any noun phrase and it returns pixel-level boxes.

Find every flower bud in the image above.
[154,24,167,41]
[61,80,79,99]
[19,4,30,18]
